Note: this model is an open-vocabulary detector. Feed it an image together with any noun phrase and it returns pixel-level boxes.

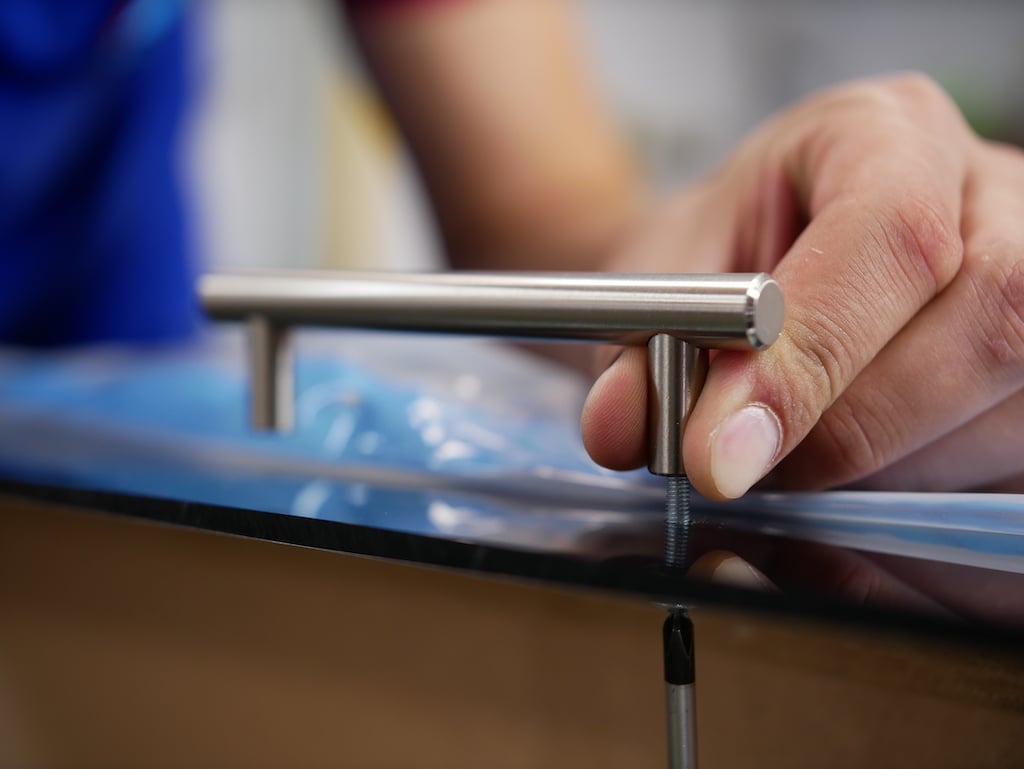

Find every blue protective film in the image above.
[1,328,1023,579]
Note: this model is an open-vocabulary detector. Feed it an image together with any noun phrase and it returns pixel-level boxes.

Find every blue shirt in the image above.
[0,1,196,345]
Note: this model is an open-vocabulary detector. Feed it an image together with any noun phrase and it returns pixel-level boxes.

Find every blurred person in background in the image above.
[3,0,1022,500]
[0,2,195,345]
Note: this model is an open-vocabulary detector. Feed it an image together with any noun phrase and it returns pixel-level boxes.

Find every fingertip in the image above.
[581,347,648,470]
[710,403,783,497]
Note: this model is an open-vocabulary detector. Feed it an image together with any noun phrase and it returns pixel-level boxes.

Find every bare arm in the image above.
[347,0,642,272]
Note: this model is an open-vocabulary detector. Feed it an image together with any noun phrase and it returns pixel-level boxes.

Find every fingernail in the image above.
[711,557,776,591]
[710,404,781,498]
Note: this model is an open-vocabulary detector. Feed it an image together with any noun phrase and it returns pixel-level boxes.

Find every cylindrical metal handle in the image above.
[200,271,784,350]
[199,270,784,433]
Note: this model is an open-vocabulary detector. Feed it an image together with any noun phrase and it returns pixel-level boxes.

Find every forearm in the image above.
[346,0,643,272]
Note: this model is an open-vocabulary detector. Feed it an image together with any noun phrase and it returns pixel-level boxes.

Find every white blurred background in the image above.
[186,0,1024,274]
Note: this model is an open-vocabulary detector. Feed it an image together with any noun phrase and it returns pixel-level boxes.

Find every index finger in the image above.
[683,77,970,500]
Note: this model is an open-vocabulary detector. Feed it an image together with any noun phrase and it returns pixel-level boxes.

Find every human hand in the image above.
[582,74,1024,498]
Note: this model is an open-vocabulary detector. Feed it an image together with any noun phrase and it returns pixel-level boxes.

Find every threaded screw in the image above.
[665,475,691,570]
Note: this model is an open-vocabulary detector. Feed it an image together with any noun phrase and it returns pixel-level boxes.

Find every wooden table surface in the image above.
[3,494,1024,769]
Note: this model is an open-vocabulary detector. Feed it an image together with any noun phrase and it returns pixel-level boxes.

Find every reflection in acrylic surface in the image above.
[1,330,1023,635]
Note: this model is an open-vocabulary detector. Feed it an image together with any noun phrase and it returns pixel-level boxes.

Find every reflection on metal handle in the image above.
[199,270,784,431]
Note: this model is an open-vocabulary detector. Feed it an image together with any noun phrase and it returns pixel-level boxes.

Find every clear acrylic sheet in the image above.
[1,328,1023,627]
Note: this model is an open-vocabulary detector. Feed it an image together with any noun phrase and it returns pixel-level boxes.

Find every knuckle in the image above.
[812,392,905,483]
[797,79,914,133]
[812,406,881,483]
[866,73,968,138]
[885,72,947,106]
[881,73,962,122]
[876,194,962,295]
[826,80,893,113]
[806,81,906,139]
[820,73,940,117]
[966,244,1024,371]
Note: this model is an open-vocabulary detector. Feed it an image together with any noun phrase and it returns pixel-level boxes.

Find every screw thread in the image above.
[665,475,691,569]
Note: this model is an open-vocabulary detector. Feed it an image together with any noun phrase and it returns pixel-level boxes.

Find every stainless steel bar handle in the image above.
[198,270,784,432]
[200,271,784,350]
